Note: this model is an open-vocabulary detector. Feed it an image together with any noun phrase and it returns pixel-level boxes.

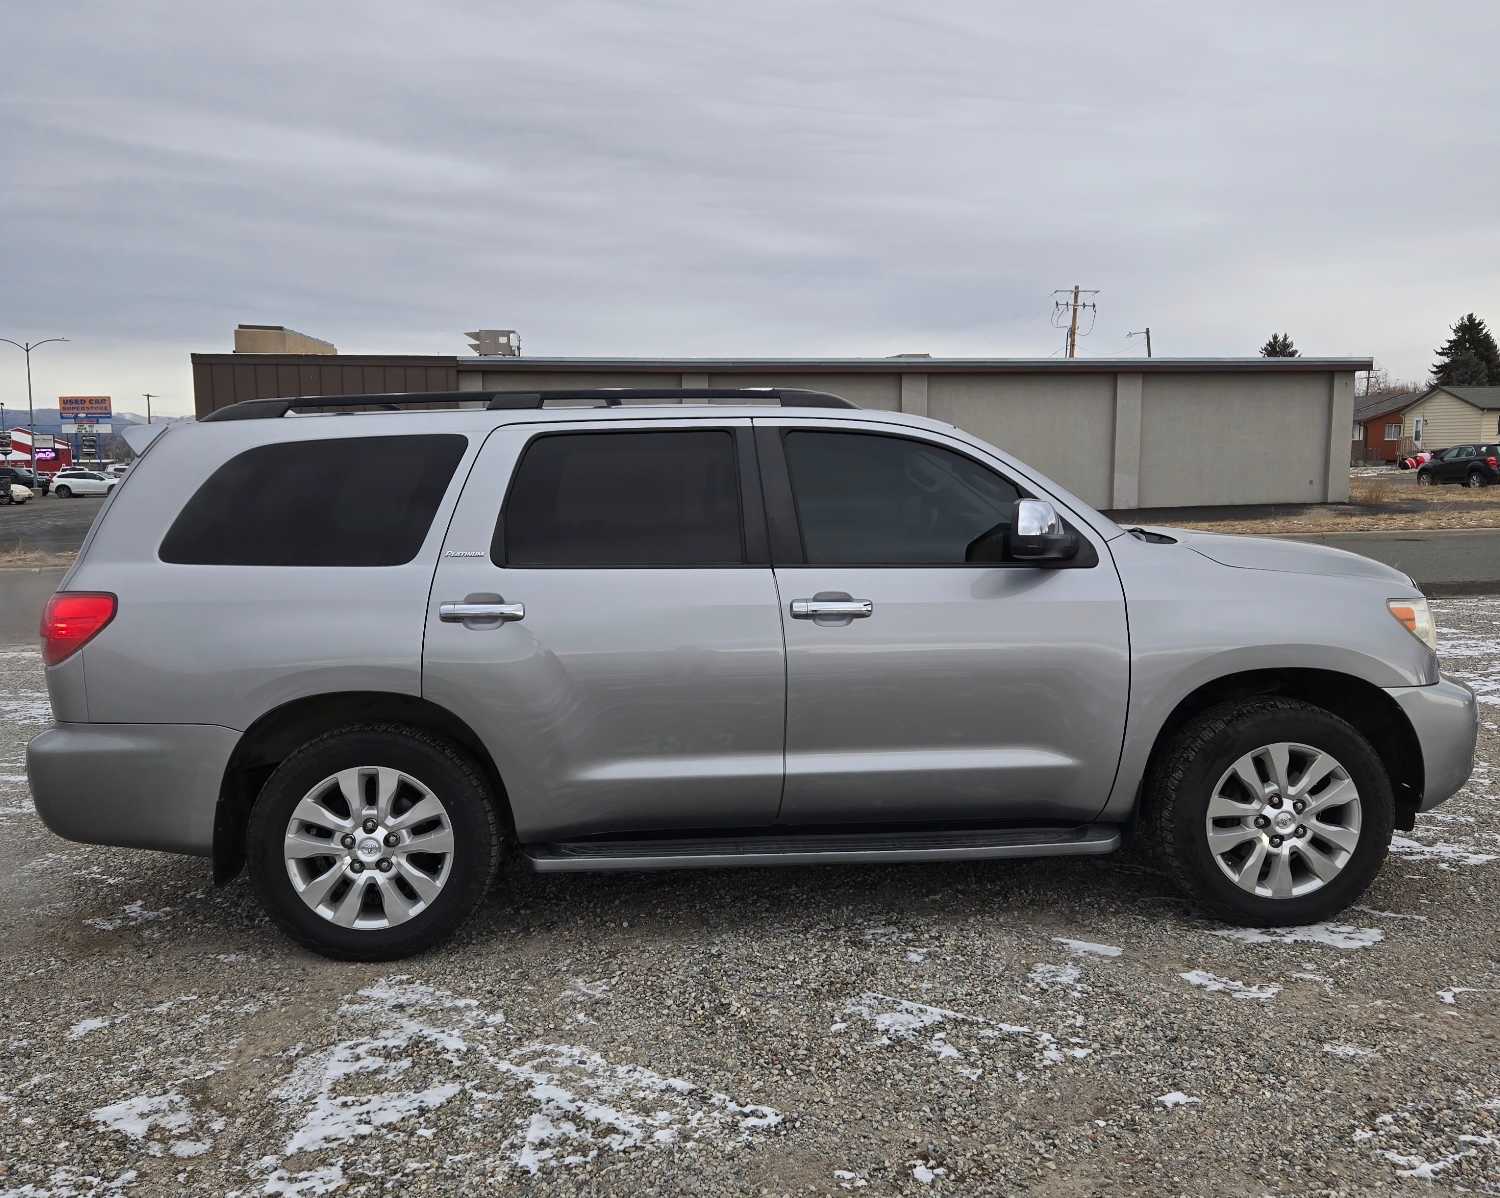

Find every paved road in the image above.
[1290,527,1500,595]
[0,493,105,554]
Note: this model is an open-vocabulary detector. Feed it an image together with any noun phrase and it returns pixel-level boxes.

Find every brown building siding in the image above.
[191,354,459,418]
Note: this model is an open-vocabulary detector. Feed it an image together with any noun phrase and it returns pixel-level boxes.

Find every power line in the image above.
[1051,286,1099,358]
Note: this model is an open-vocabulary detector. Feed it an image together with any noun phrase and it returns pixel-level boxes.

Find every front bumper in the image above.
[1384,674,1479,811]
[27,722,240,856]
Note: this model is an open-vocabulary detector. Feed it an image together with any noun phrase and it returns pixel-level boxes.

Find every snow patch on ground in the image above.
[1155,1091,1201,1108]
[252,974,781,1186]
[1180,970,1281,1001]
[910,1159,948,1184]
[89,1090,212,1158]
[84,901,172,932]
[1028,962,1085,995]
[1390,834,1498,867]
[1053,937,1122,958]
[1355,1092,1500,1188]
[840,992,1091,1073]
[1211,923,1384,950]
[1323,1043,1377,1058]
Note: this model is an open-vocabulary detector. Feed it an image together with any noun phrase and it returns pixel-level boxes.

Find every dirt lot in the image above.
[1152,472,1500,536]
[0,605,1497,1196]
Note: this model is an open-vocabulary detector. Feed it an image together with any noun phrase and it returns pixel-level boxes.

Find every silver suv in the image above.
[27,388,1478,959]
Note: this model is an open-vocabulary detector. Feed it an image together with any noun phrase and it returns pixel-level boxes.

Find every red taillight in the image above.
[1488,456,1498,469]
[41,592,116,666]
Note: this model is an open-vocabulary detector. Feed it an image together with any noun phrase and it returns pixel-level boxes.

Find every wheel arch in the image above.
[1134,668,1424,832]
[213,690,513,884]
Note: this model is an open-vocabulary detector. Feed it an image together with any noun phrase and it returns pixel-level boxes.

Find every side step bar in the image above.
[524,825,1120,873]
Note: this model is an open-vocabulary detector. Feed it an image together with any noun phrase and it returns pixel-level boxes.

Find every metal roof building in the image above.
[192,349,1372,509]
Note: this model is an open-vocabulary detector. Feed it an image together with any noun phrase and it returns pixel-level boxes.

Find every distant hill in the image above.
[0,409,174,435]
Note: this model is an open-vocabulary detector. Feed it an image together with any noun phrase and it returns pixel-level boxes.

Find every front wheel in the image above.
[54,485,71,498]
[1415,471,1433,486]
[247,724,502,960]
[1141,697,1393,925]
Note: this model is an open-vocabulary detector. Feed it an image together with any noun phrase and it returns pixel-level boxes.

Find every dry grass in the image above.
[0,548,76,569]
[1169,475,1500,535]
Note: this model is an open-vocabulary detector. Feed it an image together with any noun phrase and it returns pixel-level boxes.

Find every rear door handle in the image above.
[440,601,525,623]
[790,599,873,619]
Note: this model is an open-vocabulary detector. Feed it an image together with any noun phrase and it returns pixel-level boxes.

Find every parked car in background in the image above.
[106,463,130,477]
[1416,444,1500,488]
[0,467,49,496]
[26,388,1478,960]
[51,470,118,498]
[1,482,33,505]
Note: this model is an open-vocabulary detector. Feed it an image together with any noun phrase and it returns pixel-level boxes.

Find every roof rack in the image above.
[199,387,856,422]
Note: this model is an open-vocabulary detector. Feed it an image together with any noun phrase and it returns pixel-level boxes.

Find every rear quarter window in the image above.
[159,434,467,566]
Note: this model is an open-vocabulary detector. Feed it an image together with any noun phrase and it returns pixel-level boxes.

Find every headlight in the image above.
[1388,597,1438,653]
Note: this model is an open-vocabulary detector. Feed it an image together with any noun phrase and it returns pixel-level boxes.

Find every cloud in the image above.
[4,0,1498,414]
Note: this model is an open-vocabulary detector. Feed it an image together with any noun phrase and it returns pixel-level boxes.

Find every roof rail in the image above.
[199,387,856,422]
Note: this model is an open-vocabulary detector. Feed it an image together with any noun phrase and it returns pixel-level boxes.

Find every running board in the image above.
[524,825,1120,873]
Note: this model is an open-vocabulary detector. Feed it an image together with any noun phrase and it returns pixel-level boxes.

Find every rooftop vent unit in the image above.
[466,329,521,357]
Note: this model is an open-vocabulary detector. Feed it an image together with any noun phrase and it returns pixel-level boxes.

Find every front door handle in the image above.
[440,601,525,624]
[790,598,873,619]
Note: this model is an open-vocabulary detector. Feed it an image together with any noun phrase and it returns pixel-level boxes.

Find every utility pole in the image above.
[0,337,68,473]
[1051,287,1099,358]
[1127,327,1152,357]
[143,393,158,424]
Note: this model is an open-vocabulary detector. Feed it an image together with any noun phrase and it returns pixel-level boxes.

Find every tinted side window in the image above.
[160,435,466,566]
[500,430,743,567]
[784,431,1021,565]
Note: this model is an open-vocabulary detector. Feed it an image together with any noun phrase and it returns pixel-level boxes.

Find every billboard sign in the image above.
[59,396,112,418]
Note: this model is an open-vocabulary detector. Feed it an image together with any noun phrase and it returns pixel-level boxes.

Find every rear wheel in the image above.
[1142,698,1393,925]
[1467,469,1487,488]
[247,724,501,960]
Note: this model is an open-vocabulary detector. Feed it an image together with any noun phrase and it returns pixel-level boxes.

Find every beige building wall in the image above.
[1139,373,1337,507]
[233,324,336,355]
[1401,390,1493,447]
[459,359,1364,510]
[928,374,1116,509]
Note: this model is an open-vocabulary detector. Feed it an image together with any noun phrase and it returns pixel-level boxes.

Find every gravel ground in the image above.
[0,605,1497,1196]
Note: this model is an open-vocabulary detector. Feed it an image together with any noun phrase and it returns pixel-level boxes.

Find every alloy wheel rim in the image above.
[1204,742,1362,899]
[283,766,455,930]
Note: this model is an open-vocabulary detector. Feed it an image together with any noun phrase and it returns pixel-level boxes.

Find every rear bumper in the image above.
[26,722,239,856]
[1385,675,1479,811]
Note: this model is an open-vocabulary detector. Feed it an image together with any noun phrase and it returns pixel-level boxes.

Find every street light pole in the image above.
[0,337,68,471]
[143,393,158,425]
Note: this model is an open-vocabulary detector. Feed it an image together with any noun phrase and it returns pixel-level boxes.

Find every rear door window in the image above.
[160,435,466,566]
[497,430,744,567]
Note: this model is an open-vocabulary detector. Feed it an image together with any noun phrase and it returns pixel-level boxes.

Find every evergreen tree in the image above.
[1260,333,1300,358]
[1432,313,1500,385]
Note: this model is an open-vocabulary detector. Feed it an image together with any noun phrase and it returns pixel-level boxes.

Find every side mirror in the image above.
[1008,498,1078,562]
[964,499,1079,564]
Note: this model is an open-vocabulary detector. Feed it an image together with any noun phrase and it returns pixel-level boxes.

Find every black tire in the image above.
[54,485,71,498]
[1141,697,1394,926]
[247,723,502,960]
[1466,470,1487,489]
[1415,470,1432,486]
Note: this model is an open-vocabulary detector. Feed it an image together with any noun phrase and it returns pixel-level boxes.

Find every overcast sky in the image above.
[5,1,1498,416]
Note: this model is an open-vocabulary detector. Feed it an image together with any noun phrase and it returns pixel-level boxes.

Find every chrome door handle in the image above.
[440,602,525,623]
[790,599,873,619]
